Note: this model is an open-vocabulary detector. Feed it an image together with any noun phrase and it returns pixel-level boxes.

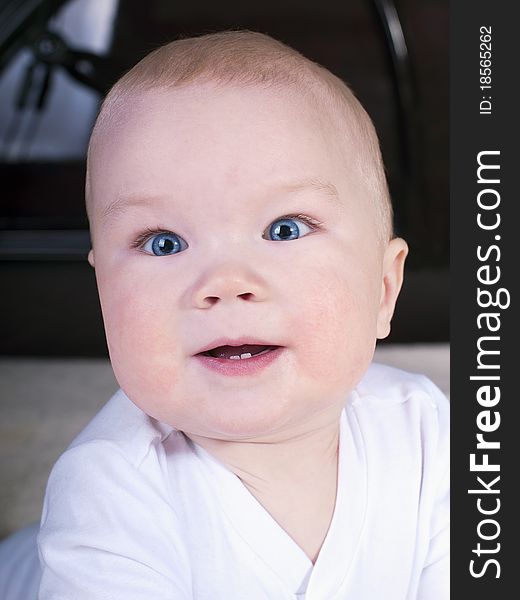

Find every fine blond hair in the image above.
[86,30,393,240]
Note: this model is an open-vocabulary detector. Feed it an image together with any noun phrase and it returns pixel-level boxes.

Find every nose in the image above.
[191,262,268,308]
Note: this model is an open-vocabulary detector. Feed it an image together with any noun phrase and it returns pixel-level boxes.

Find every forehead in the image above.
[88,83,364,219]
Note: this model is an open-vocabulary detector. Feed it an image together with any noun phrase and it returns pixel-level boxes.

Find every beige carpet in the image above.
[0,344,449,540]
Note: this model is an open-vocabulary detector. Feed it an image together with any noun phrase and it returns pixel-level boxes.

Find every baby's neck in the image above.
[186,404,343,563]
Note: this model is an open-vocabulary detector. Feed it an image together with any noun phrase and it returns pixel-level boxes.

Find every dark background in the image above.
[0,0,448,356]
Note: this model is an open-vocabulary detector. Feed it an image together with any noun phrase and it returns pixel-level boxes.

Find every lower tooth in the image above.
[225,348,273,360]
[229,353,252,360]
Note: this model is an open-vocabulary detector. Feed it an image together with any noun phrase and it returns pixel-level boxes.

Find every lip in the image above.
[194,337,281,356]
[194,346,285,377]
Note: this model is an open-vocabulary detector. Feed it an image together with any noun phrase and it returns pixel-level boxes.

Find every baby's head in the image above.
[85,31,407,441]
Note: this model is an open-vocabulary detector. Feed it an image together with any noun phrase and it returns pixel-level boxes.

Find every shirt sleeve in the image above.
[415,379,450,600]
[37,441,192,600]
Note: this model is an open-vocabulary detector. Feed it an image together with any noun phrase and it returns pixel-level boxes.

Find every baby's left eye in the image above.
[263,216,317,241]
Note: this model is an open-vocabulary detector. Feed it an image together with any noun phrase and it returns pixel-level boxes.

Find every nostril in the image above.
[199,291,255,307]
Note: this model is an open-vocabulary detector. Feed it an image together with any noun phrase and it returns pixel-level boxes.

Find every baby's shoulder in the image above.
[350,362,449,444]
[44,389,178,504]
[42,390,182,518]
[65,388,174,467]
[355,361,448,410]
[348,363,449,493]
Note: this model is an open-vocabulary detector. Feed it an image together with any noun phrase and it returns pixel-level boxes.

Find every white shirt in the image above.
[37,363,449,599]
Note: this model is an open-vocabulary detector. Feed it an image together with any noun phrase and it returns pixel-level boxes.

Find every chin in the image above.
[185,393,301,441]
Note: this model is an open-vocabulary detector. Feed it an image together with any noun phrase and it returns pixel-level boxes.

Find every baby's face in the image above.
[88,83,406,440]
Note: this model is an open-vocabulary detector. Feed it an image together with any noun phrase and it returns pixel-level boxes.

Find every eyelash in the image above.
[130,213,324,250]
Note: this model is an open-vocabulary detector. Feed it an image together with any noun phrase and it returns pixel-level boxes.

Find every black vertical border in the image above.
[451,1,519,596]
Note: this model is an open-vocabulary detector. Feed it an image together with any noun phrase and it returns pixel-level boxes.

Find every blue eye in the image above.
[142,232,187,256]
[265,217,314,241]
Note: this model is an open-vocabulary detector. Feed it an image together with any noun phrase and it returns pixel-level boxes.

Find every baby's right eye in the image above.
[134,230,188,256]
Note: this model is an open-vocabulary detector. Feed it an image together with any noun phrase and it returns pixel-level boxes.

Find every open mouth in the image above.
[198,344,279,360]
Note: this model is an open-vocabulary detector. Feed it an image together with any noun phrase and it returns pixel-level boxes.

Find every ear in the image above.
[376,237,408,339]
[87,249,95,268]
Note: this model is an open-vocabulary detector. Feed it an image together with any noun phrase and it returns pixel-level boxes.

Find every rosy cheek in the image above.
[99,272,179,398]
[290,271,376,385]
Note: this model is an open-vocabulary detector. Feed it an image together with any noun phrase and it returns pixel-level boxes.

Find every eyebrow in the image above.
[100,177,341,222]
[278,178,340,203]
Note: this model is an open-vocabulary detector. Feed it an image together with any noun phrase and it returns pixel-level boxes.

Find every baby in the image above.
[35,30,448,599]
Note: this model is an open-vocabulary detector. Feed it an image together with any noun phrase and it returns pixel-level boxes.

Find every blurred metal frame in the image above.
[0,0,419,260]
